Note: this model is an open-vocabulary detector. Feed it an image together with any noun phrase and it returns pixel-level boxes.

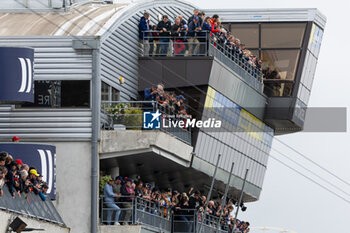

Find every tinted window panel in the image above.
[21,81,90,108]
[262,49,300,80]
[261,23,306,48]
[230,23,259,48]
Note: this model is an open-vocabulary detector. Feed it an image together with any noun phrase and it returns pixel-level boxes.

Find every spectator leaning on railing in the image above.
[171,17,187,56]
[143,83,190,118]
[100,174,251,232]
[120,178,135,224]
[157,15,172,56]
[103,177,121,225]
[138,9,266,81]
[0,150,50,201]
[187,16,202,56]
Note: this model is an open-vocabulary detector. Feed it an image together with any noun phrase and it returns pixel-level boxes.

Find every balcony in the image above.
[100,196,238,233]
[101,101,191,145]
[140,32,263,93]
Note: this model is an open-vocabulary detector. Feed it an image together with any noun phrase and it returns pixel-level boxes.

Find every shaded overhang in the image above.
[99,130,261,202]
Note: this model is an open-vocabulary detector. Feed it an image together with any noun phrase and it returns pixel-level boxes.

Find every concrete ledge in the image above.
[99,130,193,163]
[99,225,141,233]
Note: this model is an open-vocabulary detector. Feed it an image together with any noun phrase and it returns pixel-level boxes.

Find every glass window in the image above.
[61,81,90,107]
[262,50,300,97]
[112,88,120,101]
[101,82,109,102]
[261,50,300,80]
[101,82,120,102]
[230,23,259,48]
[261,23,306,48]
[21,81,90,108]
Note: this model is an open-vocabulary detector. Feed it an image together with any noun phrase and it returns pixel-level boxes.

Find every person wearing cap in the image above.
[120,178,135,224]
[103,177,121,225]
[139,12,150,56]
[175,95,186,115]
[187,16,202,56]
[157,15,172,56]
[28,169,41,190]
[15,159,24,170]
[12,136,20,142]
[187,8,203,26]
[39,184,49,201]
[112,176,123,194]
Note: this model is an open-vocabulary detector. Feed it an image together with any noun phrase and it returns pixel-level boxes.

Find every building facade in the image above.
[0,1,325,233]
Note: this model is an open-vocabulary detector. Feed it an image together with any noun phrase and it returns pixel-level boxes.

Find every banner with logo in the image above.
[0,47,34,103]
[0,143,56,199]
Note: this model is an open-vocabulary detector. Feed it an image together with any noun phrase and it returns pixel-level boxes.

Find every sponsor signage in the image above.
[0,47,34,103]
[0,143,56,199]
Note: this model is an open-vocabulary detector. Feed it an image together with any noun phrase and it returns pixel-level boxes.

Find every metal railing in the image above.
[143,31,209,57]
[101,101,192,145]
[208,41,263,92]
[196,211,231,233]
[99,195,247,233]
[0,186,65,226]
[173,208,198,233]
[141,31,263,92]
[100,195,172,232]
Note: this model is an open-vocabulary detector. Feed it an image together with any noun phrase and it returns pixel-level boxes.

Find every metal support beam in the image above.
[233,169,249,233]
[198,154,221,233]
[91,48,101,233]
[217,162,235,231]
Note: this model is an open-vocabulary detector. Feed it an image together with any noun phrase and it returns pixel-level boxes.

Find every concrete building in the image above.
[0,1,326,233]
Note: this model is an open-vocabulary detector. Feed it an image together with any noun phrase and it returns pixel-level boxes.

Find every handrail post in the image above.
[217,162,235,232]
[232,169,249,233]
[198,154,221,233]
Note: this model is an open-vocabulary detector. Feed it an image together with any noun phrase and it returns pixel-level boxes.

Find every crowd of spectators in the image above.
[138,9,263,79]
[103,175,250,233]
[144,83,190,118]
[0,150,49,201]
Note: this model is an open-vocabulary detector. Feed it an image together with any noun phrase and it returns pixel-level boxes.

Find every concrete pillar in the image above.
[110,166,120,179]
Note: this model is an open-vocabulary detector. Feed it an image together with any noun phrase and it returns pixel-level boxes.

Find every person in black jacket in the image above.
[171,18,187,56]
[187,16,202,56]
[157,15,172,56]
[187,9,203,26]
[5,162,17,198]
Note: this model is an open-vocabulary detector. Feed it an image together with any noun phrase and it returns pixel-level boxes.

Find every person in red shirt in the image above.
[210,14,221,35]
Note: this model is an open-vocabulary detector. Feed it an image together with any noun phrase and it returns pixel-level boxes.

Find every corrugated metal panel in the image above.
[0,37,93,140]
[0,106,91,140]
[99,1,194,100]
[194,127,272,189]
[209,60,267,120]
[0,36,93,80]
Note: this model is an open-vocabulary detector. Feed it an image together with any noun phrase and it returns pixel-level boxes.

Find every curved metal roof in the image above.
[0,0,197,37]
[0,2,128,36]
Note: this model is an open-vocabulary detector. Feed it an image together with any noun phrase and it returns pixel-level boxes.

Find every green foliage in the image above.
[99,175,112,196]
[105,103,143,129]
